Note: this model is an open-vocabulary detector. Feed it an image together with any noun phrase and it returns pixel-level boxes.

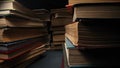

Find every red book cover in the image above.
[0,41,45,60]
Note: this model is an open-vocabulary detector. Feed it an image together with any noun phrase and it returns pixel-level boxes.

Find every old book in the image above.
[63,44,90,68]
[51,8,72,27]
[52,31,65,35]
[63,43,120,68]
[73,3,120,22]
[0,16,45,27]
[0,39,47,60]
[0,0,37,18]
[0,36,48,53]
[1,44,46,68]
[68,0,120,5]
[51,26,65,31]
[0,10,42,22]
[32,9,50,21]
[0,27,48,43]
[53,34,65,42]
[65,19,120,48]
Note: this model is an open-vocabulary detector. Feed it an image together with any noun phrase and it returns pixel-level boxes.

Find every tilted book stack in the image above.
[63,0,120,68]
[51,8,72,50]
[0,0,49,68]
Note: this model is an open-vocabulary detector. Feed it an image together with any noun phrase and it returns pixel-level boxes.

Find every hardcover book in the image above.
[0,36,48,53]
[73,3,120,22]
[63,43,120,68]
[68,0,120,5]
[0,27,48,43]
[0,16,45,27]
[0,0,37,18]
[65,19,120,48]
[0,39,47,60]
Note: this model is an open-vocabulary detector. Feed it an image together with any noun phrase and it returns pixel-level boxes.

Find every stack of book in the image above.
[51,8,72,49]
[0,0,49,68]
[63,0,120,68]
[32,9,51,48]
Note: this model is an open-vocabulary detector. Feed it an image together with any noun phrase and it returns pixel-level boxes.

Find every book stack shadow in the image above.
[0,0,49,68]
[50,8,72,50]
[63,0,120,68]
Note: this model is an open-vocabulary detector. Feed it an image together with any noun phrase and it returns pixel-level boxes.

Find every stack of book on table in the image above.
[63,0,120,68]
[0,0,49,68]
[50,8,72,49]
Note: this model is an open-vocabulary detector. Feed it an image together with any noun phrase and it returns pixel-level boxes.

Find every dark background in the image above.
[17,0,68,10]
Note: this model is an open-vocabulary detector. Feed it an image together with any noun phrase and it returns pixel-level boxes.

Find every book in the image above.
[63,43,120,68]
[51,26,65,31]
[32,9,50,21]
[52,31,65,35]
[0,0,37,18]
[0,16,45,27]
[0,36,48,53]
[0,39,47,60]
[51,8,72,27]
[0,44,46,68]
[65,19,120,48]
[73,3,120,22]
[0,10,42,21]
[68,0,120,6]
[0,27,48,43]
[53,34,65,42]
[64,45,94,68]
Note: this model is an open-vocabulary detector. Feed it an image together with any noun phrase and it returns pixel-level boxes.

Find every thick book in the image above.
[63,43,120,68]
[0,16,45,27]
[0,44,46,68]
[32,9,50,21]
[0,0,37,18]
[51,26,65,31]
[63,43,95,68]
[51,8,72,27]
[0,10,42,22]
[68,0,120,5]
[0,27,48,43]
[65,19,120,48]
[73,3,120,22]
[0,36,48,53]
[0,38,47,60]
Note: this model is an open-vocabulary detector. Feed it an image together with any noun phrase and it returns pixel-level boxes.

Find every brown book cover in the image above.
[0,0,37,18]
[73,4,120,22]
[0,27,48,43]
[68,0,120,5]
[0,44,46,68]
[65,20,120,48]
[0,39,47,60]
[51,8,72,27]
[0,17,45,27]
[63,43,120,67]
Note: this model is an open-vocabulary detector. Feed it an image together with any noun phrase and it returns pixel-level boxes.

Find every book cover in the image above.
[0,0,37,18]
[0,16,45,27]
[0,27,48,43]
[1,44,46,68]
[0,39,47,60]
[63,43,120,68]
[65,19,120,48]
[0,36,48,53]
[73,3,120,22]
[68,0,120,6]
